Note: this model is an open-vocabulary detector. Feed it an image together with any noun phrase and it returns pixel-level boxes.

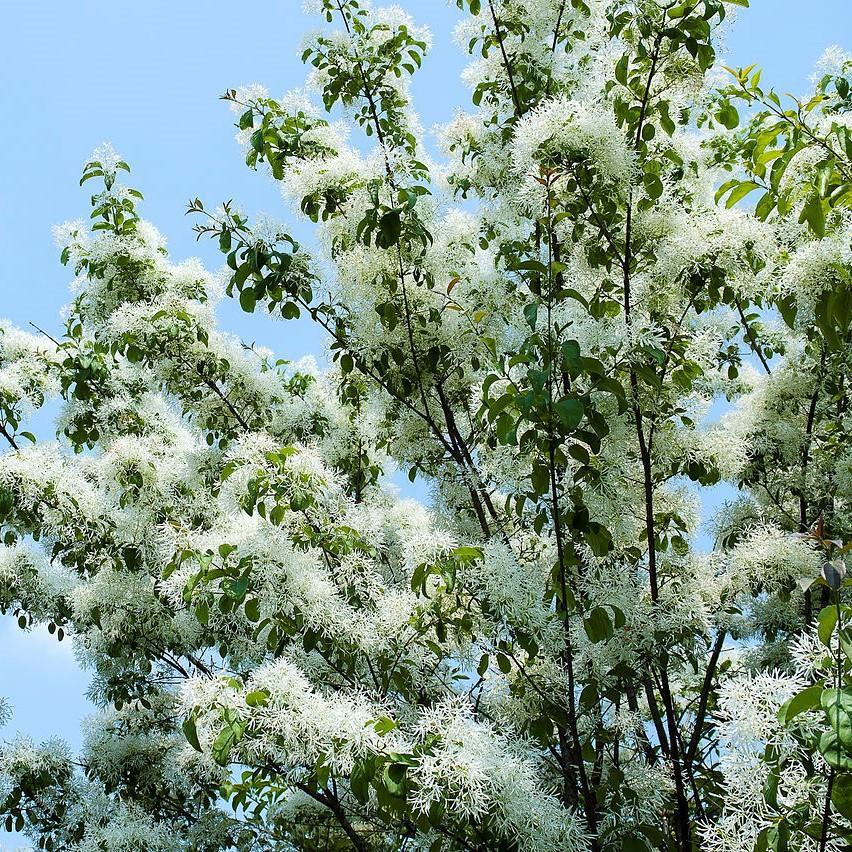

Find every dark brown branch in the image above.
[196,368,250,431]
[293,781,369,852]
[685,629,726,767]
[0,423,19,450]
[487,0,524,117]
[28,321,62,347]
[799,346,827,623]
[733,297,771,374]
[622,29,692,852]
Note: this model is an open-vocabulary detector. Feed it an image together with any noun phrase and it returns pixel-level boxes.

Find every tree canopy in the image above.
[1,1,852,849]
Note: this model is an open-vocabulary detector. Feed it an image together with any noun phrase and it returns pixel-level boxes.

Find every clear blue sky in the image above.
[0,1,849,842]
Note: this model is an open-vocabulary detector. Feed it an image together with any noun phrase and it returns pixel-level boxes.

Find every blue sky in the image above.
[0,0,849,841]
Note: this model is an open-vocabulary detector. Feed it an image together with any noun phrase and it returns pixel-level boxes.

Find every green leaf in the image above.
[410,562,430,594]
[755,191,776,220]
[777,293,798,328]
[376,210,402,248]
[716,102,740,129]
[382,761,408,797]
[585,522,613,557]
[182,717,202,752]
[725,181,762,208]
[831,774,852,819]
[212,712,245,766]
[372,716,397,735]
[620,837,652,852]
[245,598,261,622]
[818,605,838,647]
[452,546,484,563]
[350,758,374,803]
[512,259,548,274]
[777,684,823,725]
[643,173,664,200]
[766,822,789,852]
[246,690,268,707]
[561,339,582,375]
[239,288,257,313]
[800,193,826,237]
[714,178,739,204]
[224,575,250,603]
[555,397,584,430]
[584,606,613,643]
[839,628,852,664]
[821,688,852,761]
[820,730,852,770]
[477,654,489,677]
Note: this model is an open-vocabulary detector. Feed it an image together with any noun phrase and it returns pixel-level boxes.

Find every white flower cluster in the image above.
[702,669,835,852]
[511,95,633,207]
[0,542,77,621]
[721,523,821,598]
[812,44,852,81]
[411,698,589,852]
[0,321,59,413]
[467,539,562,650]
[184,659,393,776]
[780,230,852,323]
[0,0,848,844]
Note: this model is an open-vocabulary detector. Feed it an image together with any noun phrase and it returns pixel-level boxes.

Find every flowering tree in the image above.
[0,1,851,849]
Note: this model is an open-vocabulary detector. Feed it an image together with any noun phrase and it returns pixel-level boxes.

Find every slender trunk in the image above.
[621,32,692,847]
[636,417,692,850]
[685,629,726,767]
[734,296,771,374]
[800,346,826,623]
[549,439,599,842]
[543,183,599,843]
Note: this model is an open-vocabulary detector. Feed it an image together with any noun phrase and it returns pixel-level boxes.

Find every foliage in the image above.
[0,3,851,851]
